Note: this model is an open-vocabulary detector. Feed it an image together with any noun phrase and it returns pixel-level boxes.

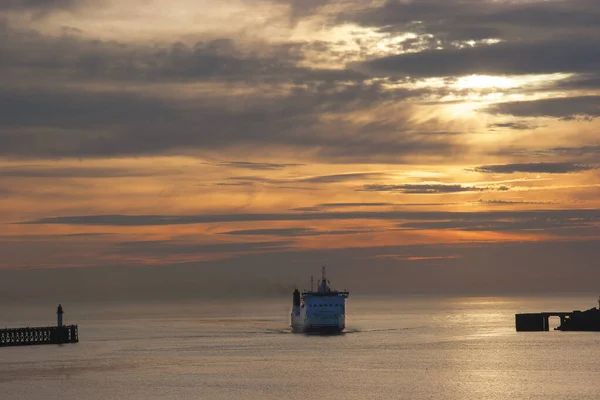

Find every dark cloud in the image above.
[0,22,464,162]
[0,22,364,84]
[315,202,394,208]
[115,240,293,256]
[359,39,600,78]
[488,121,538,131]
[20,209,600,227]
[475,199,553,206]
[344,0,600,42]
[494,145,600,161]
[410,131,463,136]
[550,146,600,157]
[346,0,600,83]
[0,165,178,178]
[219,227,370,236]
[471,162,595,174]
[291,202,395,211]
[0,0,80,11]
[212,182,255,187]
[0,76,451,162]
[485,96,600,119]
[291,202,452,211]
[216,161,302,170]
[4,233,110,240]
[223,172,390,186]
[301,172,387,184]
[360,183,507,194]
[398,216,597,232]
[550,73,600,91]
[0,86,177,130]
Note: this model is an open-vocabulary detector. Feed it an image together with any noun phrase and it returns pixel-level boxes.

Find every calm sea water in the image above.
[2,294,600,399]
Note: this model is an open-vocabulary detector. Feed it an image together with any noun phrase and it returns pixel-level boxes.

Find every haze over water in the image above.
[2,294,600,400]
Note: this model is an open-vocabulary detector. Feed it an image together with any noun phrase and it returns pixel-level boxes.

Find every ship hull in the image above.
[291,314,345,334]
[292,325,344,334]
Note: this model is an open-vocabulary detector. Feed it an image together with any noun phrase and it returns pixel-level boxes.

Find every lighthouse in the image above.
[57,304,63,327]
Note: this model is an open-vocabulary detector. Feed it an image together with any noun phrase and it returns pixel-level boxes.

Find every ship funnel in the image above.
[293,288,300,307]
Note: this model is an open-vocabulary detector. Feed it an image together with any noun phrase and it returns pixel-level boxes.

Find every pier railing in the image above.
[0,325,79,347]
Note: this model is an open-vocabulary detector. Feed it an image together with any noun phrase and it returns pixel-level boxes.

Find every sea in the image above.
[2,294,600,400]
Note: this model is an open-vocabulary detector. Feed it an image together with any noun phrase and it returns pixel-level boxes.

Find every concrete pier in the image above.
[515,312,572,331]
[0,325,79,347]
[0,304,79,347]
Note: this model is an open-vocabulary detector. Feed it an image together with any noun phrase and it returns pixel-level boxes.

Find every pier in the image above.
[516,298,600,331]
[0,325,79,347]
[515,312,573,331]
[0,304,79,347]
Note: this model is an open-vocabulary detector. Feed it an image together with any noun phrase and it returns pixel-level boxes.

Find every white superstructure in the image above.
[291,266,349,333]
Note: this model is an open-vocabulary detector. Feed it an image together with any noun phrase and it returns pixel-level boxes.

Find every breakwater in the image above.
[1,304,79,347]
[0,325,79,347]
[515,312,572,331]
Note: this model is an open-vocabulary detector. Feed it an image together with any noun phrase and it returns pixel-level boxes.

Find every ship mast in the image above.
[319,265,329,292]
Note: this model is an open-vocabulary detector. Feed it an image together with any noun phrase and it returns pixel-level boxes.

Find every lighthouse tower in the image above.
[57,304,63,327]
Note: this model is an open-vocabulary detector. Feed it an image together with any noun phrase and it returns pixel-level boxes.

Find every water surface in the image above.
[2,295,600,399]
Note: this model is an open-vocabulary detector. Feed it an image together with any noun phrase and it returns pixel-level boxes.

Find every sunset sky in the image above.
[1,0,599,299]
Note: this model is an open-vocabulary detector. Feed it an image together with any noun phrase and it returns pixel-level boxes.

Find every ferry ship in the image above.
[291,266,349,334]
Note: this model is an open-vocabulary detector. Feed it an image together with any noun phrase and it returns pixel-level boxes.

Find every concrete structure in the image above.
[515,312,573,331]
[0,325,78,346]
[1,304,79,347]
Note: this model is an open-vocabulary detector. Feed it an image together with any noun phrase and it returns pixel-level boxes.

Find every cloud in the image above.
[115,240,293,256]
[219,227,371,236]
[475,199,553,205]
[0,21,466,162]
[216,161,302,170]
[0,0,81,11]
[398,217,596,232]
[359,39,600,79]
[4,233,111,240]
[0,86,409,160]
[290,202,395,211]
[222,172,391,186]
[485,96,600,119]
[360,183,508,194]
[550,73,600,91]
[212,182,255,187]
[0,78,449,162]
[550,146,600,157]
[291,201,456,211]
[342,0,600,83]
[494,146,600,161]
[471,162,595,174]
[344,0,600,43]
[0,165,178,178]
[0,22,364,84]
[20,209,600,227]
[488,121,538,131]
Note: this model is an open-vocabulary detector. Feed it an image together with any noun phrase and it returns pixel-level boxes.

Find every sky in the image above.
[1,0,599,300]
